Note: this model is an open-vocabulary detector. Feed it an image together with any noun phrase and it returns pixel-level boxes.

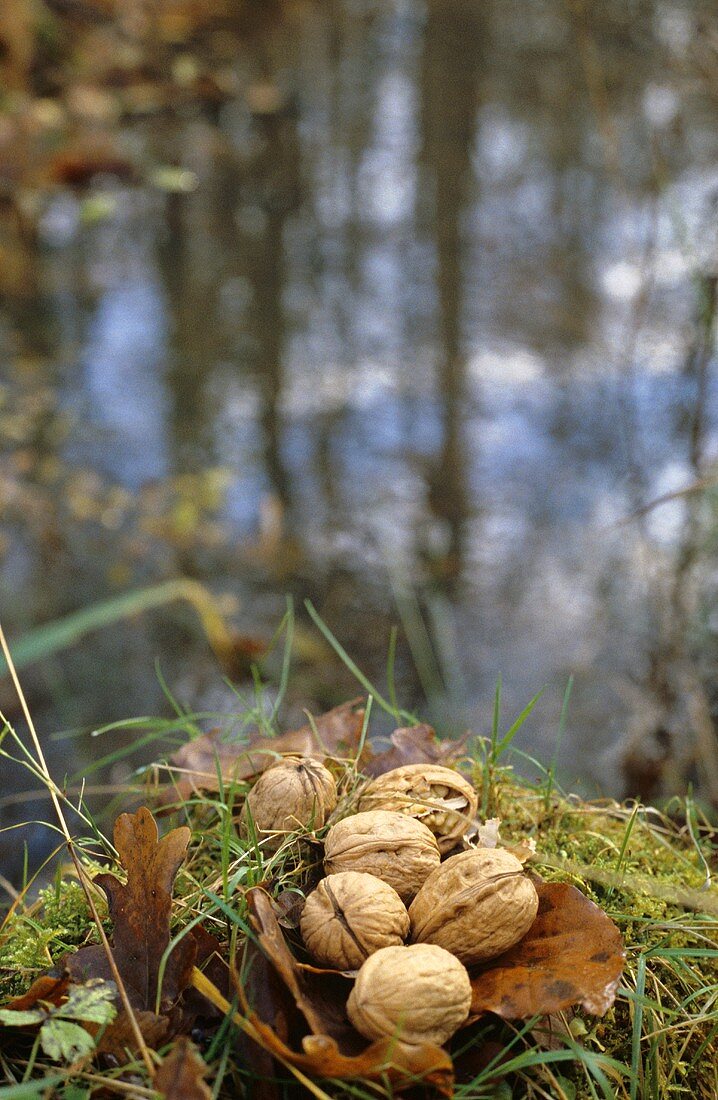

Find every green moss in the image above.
[479,773,718,1097]
[0,879,104,999]
[38,880,100,950]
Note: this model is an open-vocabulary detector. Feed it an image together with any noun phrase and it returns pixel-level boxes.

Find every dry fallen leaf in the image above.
[66,809,195,1012]
[96,1010,171,1056]
[236,887,454,1094]
[19,811,223,1059]
[155,1036,212,1099]
[162,699,365,803]
[363,724,470,778]
[4,975,69,1011]
[468,881,625,1019]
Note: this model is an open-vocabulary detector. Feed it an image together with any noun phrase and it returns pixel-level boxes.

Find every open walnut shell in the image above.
[357,764,478,853]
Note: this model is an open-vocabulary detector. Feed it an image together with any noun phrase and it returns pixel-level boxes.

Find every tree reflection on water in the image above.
[1,1,718,874]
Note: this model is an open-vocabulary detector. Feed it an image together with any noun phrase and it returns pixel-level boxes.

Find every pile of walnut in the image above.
[242,757,539,1049]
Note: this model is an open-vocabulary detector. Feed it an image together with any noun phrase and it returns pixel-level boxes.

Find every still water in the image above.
[2,0,718,874]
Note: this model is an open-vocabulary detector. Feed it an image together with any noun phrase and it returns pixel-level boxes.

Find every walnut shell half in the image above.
[300,871,409,970]
[346,943,471,1046]
[357,764,478,853]
[324,810,440,902]
[409,847,539,965]
[239,757,336,849]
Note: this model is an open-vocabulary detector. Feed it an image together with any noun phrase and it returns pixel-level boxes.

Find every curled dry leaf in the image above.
[246,887,348,1039]
[363,724,470,778]
[162,698,365,803]
[155,1036,212,1100]
[4,975,69,1012]
[239,991,455,1096]
[468,881,625,1019]
[239,887,454,1094]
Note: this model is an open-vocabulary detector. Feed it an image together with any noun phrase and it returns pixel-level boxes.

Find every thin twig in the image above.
[612,474,718,527]
[0,872,20,902]
[78,1071,158,1097]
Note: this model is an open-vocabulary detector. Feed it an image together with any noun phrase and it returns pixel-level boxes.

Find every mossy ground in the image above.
[0,748,717,1099]
[478,766,718,1098]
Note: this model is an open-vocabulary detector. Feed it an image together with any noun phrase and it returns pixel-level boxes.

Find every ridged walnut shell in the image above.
[347,943,471,1046]
[323,810,440,902]
[239,757,336,849]
[300,871,409,970]
[409,847,539,965]
[357,764,478,853]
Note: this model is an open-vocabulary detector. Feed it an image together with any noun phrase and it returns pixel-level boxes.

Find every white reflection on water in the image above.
[2,0,718,821]
[81,281,169,486]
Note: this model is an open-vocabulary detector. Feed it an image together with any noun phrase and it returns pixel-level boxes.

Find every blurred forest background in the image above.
[2,0,718,875]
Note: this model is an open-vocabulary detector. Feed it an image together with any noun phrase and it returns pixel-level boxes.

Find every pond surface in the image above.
[2,0,718,876]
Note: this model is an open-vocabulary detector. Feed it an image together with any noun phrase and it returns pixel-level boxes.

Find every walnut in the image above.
[323,810,440,902]
[300,871,409,970]
[409,847,539,965]
[346,943,471,1046]
[239,757,336,849]
[357,764,478,853]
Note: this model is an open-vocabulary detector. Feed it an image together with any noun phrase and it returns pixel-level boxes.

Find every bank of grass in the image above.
[0,735,716,1099]
[0,604,717,1098]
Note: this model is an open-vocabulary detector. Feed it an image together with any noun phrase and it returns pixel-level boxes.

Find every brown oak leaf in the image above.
[469,881,625,1019]
[67,807,195,1015]
[155,1036,212,1099]
[96,1010,171,1056]
[161,698,365,803]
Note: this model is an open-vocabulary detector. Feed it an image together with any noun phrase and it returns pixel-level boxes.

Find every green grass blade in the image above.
[386,625,400,723]
[491,674,502,756]
[0,579,234,675]
[546,674,574,801]
[492,686,545,761]
[631,954,647,1100]
[269,597,295,724]
[0,1078,67,1097]
[305,600,412,721]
